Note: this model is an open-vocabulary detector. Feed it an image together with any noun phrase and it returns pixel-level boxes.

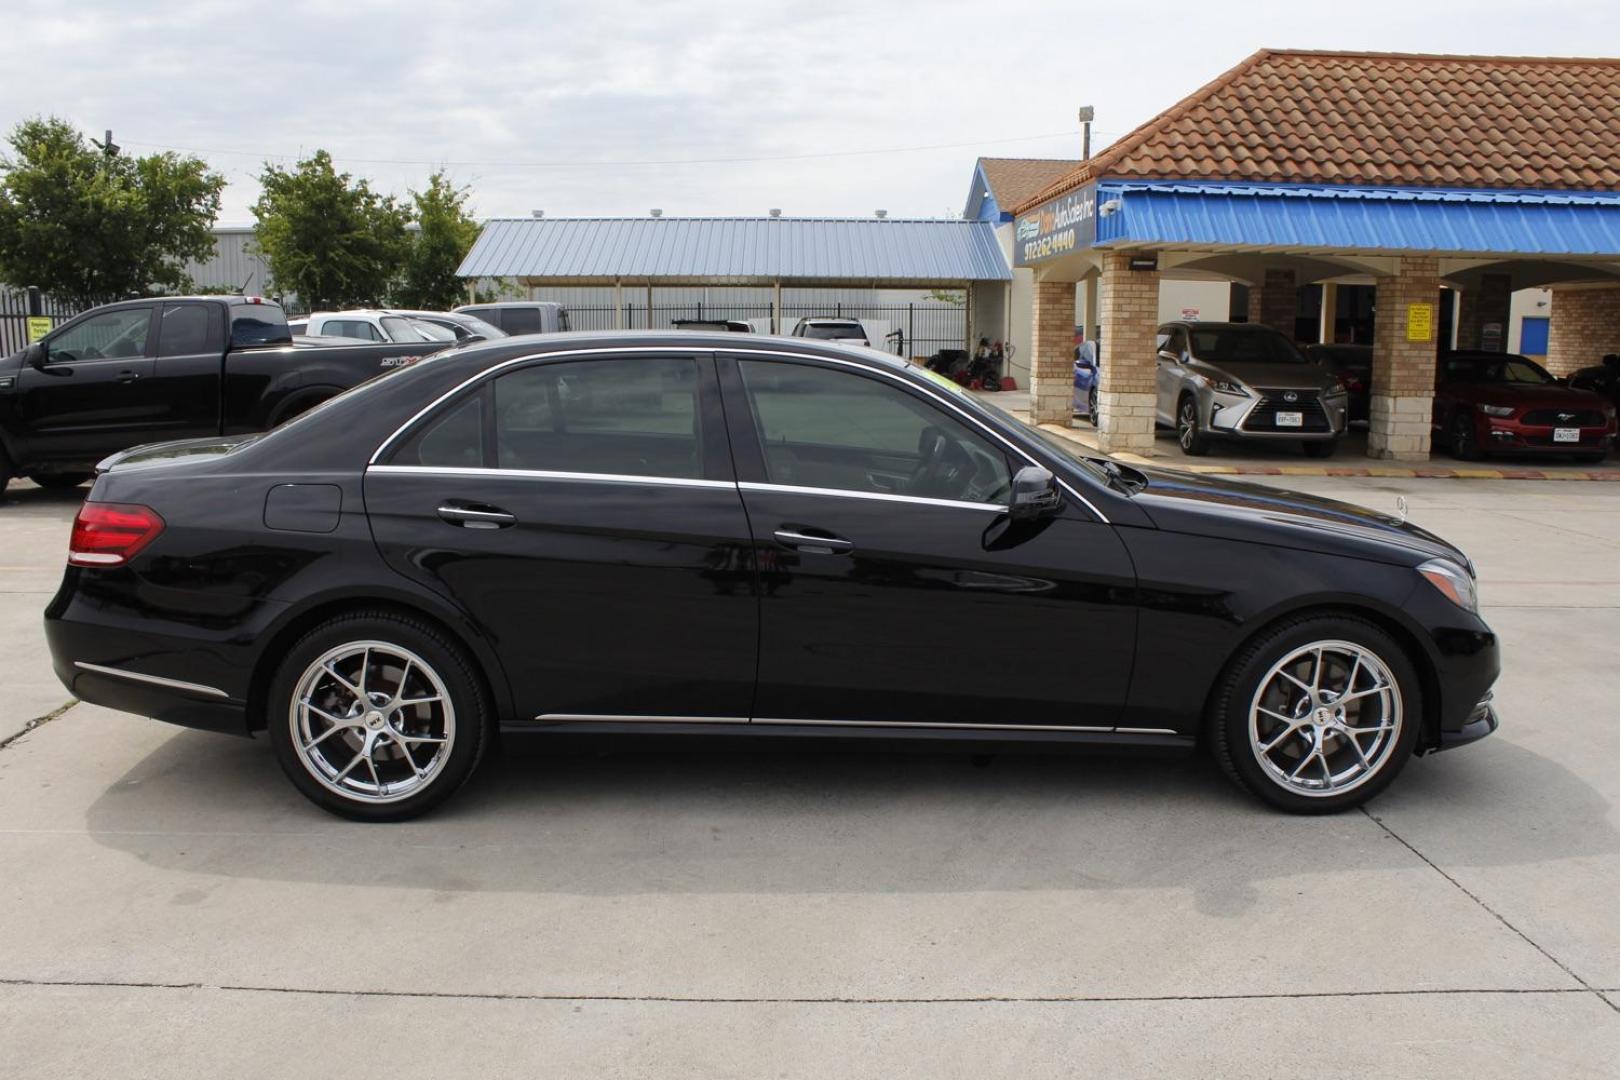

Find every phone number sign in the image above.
[1014,185,1098,266]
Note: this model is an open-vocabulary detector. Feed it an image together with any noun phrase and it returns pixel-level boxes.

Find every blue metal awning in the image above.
[457,217,1011,284]
[1094,181,1620,257]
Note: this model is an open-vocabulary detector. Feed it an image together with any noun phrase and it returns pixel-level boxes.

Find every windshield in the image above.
[409,319,457,342]
[380,316,427,342]
[456,315,506,339]
[1441,355,1554,385]
[803,323,866,340]
[1190,327,1307,364]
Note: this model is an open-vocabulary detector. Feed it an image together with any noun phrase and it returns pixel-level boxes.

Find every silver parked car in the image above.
[1156,322,1349,457]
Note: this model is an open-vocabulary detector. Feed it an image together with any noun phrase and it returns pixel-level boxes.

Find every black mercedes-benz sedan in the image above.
[44,332,1500,820]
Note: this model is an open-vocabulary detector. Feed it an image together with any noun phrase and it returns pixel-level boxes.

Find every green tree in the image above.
[251,150,412,310]
[396,171,481,310]
[0,117,224,304]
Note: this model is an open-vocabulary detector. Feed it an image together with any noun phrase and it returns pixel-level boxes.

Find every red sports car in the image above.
[1434,351,1616,463]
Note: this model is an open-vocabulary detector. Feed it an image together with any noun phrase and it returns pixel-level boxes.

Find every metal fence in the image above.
[0,287,100,355]
[564,301,966,357]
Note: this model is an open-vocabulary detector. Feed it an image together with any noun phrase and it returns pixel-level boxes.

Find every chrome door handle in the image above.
[773,529,854,555]
[437,505,516,529]
[116,370,142,383]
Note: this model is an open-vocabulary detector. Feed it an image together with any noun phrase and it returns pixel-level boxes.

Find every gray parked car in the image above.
[1156,322,1349,457]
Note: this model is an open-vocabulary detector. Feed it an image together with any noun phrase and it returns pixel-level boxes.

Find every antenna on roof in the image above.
[768,208,782,218]
[530,209,544,219]
[650,208,663,218]
[875,209,888,219]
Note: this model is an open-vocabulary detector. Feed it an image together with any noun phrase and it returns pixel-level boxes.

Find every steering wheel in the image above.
[909,425,973,500]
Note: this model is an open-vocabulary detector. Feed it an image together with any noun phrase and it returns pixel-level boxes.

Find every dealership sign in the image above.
[1014,185,1097,265]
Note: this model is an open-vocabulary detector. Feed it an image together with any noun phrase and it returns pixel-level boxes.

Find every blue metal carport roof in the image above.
[1094,181,1620,257]
[456,217,1011,284]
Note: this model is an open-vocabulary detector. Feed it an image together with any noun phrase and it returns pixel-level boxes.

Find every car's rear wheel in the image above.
[268,611,490,821]
[1448,414,1480,461]
[1177,395,1210,456]
[1088,384,1099,427]
[30,472,94,490]
[1209,615,1422,813]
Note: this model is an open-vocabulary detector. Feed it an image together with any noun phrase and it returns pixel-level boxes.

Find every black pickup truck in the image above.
[0,296,448,495]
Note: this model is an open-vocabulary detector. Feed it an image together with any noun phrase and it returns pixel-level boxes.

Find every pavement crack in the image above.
[0,977,1604,1007]
[0,700,77,752]
[1360,806,1619,1016]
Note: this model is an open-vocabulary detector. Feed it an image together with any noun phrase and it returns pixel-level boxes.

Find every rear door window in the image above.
[229,303,292,347]
[157,303,219,357]
[501,308,543,334]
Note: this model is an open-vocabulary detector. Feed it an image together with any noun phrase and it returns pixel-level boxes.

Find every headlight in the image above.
[1477,404,1515,418]
[1418,558,1479,614]
[1210,379,1249,396]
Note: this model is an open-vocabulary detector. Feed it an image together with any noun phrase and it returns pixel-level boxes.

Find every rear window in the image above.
[801,322,866,340]
[230,302,292,347]
[502,307,544,334]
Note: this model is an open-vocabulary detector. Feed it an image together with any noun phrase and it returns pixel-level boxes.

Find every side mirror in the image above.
[24,341,48,369]
[1009,465,1062,521]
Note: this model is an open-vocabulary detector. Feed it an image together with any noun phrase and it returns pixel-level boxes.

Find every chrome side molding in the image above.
[73,661,230,700]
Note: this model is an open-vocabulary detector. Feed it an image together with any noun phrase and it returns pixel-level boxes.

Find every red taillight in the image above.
[68,502,165,567]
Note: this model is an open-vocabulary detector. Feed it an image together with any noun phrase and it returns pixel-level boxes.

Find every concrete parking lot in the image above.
[1,475,1618,1078]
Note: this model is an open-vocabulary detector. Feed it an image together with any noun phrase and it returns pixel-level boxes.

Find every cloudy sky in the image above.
[4,0,1617,224]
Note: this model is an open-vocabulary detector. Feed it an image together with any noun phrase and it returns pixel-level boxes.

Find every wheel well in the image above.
[268,387,341,427]
[1197,603,1443,752]
[244,598,500,733]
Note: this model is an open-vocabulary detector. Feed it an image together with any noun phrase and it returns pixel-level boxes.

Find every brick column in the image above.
[1257,268,1298,337]
[1456,273,1512,351]
[1095,250,1159,455]
[1368,257,1441,461]
[1029,279,1078,424]
[1545,287,1620,375]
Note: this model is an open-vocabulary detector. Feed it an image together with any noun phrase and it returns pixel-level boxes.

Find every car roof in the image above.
[437,329,911,370]
[800,316,863,324]
[455,301,564,310]
[1165,321,1282,332]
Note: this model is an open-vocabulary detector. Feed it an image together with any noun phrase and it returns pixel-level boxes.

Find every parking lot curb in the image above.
[1018,416,1620,482]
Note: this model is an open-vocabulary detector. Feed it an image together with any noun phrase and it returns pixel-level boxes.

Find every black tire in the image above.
[1448,413,1480,461]
[1574,451,1609,465]
[1301,439,1338,459]
[267,609,491,822]
[1087,384,1099,427]
[1208,614,1423,814]
[1177,394,1210,456]
[0,446,13,499]
[30,472,93,490]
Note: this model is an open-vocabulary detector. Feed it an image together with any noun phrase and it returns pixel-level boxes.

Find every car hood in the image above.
[1447,382,1611,410]
[1128,466,1468,569]
[96,435,261,474]
[1195,360,1339,392]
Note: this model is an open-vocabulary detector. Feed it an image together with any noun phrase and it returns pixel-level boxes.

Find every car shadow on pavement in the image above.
[83,728,1616,911]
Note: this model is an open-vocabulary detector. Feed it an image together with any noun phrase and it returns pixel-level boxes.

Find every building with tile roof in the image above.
[1009,49,1620,461]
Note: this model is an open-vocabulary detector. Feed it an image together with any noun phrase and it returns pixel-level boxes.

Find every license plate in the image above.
[1275,411,1303,427]
[1554,427,1580,443]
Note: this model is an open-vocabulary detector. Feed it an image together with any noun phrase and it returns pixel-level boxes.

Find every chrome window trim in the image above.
[738,481,1003,514]
[73,661,230,700]
[369,464,734,490]
[366,343,1110,524]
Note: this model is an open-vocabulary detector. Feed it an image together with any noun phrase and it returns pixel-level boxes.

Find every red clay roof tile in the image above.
[1013,49,1620,213]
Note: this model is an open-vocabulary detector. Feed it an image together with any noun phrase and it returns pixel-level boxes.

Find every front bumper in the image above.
[1435,693,1499,752]
[1478,417,1615,454]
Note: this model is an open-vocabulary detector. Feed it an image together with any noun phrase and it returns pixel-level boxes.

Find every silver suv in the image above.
[1156,322,1348,457]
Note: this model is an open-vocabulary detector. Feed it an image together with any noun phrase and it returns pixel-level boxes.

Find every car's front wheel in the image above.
[1209,615,1422,813]
[268,610,490,821]
[1177,395,1210,456]
[30,472,94,490]
[1301,439,1338,459]
[1449,414,1480,461]
[1087,384,1099,427]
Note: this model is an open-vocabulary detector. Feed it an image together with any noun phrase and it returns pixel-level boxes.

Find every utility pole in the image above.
[92,129,120,157]
[1077,106,1094,160]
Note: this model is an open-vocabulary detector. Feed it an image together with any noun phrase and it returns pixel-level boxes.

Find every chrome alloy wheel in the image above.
[1247,640,1403,798]
[289,641,456,805]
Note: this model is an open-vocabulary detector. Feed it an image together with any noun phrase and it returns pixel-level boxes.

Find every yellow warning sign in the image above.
[26,316,52,343]
[1405,303,1434,343]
